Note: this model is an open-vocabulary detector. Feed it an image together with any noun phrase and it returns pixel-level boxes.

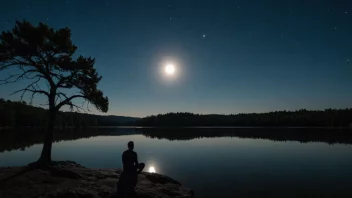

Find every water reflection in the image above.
[0,127,100,153]
[0,127,137,153]
[148,166,156,173]
[142,127,352,145]
[1,127,352,154]
[1,127,352,198]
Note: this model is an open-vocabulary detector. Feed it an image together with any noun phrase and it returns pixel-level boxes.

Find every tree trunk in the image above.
[38,110,56,165]
[30,108,83,179]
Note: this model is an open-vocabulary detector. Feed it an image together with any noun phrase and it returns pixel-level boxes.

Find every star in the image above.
[334,27,337,30]
[280,34,284,39]
[202,34,206,38]
[168,5,171,8]
[237,5,240,9]
[169,17,172,20]
[345,11,348,14]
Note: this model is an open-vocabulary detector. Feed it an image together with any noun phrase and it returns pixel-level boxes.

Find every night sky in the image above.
[0,0,351,117]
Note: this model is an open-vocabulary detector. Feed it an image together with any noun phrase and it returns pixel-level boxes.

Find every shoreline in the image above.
[0,161,194,198]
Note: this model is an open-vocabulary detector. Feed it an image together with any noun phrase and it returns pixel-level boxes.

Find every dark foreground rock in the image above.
[0,161,194,198]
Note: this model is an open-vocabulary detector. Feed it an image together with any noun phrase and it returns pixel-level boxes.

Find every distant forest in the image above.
[0,99,137,127]
[1,98,352,127]
[136,111,352,127]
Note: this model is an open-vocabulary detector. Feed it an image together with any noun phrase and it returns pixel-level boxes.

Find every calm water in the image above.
[1,128,352,198]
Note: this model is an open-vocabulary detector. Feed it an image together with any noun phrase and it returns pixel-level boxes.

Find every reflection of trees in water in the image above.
[2,127,351,153]
[0,128,98,153]
[141,127,352,145]
[0,127,140,153]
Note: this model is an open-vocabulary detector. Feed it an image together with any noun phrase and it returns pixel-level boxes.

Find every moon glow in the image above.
[149,166,156,173]
[165,64,175,75]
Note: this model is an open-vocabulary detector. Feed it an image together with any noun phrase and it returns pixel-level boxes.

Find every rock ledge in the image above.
[0,161,194,198]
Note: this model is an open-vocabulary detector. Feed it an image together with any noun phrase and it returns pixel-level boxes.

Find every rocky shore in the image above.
[0,161,194,198]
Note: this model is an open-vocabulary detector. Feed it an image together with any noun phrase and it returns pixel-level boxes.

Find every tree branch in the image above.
[11,87,50,104]
[10,77,50,103]
[0,74,21,85]
[67,101,86,112]
[13,56,56,88]
[0,62,21,70]
[55,94,86,111]
[56,70,78,89]
[0,69,40,85]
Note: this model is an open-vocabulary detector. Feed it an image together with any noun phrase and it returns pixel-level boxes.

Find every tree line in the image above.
[136,110,352,127]
[2,99,351,127]
[0,98,135,127]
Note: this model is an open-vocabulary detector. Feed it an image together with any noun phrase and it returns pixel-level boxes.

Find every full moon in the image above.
[165,64,175,75]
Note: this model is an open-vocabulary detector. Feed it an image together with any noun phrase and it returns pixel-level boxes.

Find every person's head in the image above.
[128,141,134,150]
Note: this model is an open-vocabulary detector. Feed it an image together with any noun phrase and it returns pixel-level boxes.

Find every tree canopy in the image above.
[0,20,108,112]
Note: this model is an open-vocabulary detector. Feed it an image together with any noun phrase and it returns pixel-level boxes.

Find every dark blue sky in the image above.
[0,0,352,117]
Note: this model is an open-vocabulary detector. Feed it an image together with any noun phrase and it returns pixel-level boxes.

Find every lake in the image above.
[1,127,352,198]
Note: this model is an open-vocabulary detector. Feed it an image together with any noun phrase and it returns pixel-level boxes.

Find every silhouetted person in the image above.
[117,141,145,197]
[122,141,145,175]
